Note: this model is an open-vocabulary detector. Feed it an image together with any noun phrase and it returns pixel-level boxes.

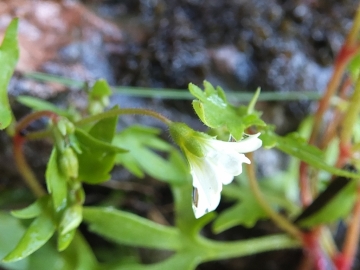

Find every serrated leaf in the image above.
[114,125,188,184]
[11,196,50,219]
[2,211,56,262]
[189,81,265,139]
[83,207,181,250]
[75,128,126,184]
[0,18,19,129]
[46,148,68,211]
[298,180,357,227]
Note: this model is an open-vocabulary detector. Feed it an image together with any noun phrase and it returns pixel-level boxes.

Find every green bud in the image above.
[100,96,110,107]
[59,204,82,235]
[57,119,67,137]
[59,147,79,179]
[88,100,103,115]
[169,122,204,157]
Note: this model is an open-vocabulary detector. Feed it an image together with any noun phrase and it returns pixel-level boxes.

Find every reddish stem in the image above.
[13,110,59,197]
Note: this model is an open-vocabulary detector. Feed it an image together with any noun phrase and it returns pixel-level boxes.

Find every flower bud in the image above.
[59,204,82,235]
[59,147,79,179]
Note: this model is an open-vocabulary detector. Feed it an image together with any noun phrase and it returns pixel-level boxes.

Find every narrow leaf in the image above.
[0,18,19,129]
[83,207,181,250]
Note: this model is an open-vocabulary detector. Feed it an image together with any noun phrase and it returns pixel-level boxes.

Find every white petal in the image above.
[211,133,262,153]
[189,156,222,218]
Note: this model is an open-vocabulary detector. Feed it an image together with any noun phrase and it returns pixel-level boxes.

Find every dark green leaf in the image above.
[83,207,181,250]
[0,18,19,129]
[298,180,357,227]
[89,106,118,143]
[75,128,126,184]
[46,148,68,211]
[2,212,56,262]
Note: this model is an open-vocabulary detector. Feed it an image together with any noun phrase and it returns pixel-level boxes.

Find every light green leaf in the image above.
[2,212,56,262]
[46,148,68,211]
[189,81,265,139]
[0,18,19,129]
[11,196,50,219]
[83,207,181,250]
[57,229,76,252]
[59,205,82,235]
[114,125,188,184]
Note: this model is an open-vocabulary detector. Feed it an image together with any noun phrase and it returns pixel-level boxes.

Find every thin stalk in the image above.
[13,110,58,197]
[200,234,300,262]
[246,153,303,240]
[341,74,360,146]
[76,108,172,126]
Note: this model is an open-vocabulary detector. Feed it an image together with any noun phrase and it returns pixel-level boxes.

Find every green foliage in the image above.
[0,19,19,129]
[189,81,265,140]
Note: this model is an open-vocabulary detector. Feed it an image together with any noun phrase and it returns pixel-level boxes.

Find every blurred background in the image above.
[0,1,358,269]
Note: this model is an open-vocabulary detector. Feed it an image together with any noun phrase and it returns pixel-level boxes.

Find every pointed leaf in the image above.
[89,106,118,143]
[11,196,50,219]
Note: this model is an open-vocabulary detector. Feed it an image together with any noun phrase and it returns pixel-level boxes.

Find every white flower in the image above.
[188,133,262,218]
[169,122,262,219]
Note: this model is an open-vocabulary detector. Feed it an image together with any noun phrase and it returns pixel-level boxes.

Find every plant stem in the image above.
[336,188,360,270]
[76,108,172,126]
[13,110,58,197]
[246,153,303,240]
[200,234,300,261]
[341,74,360,146]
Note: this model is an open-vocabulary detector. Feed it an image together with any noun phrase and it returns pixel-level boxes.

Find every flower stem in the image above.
[76,108,172,127]
[200,234,300,261]
[246,153,303,240]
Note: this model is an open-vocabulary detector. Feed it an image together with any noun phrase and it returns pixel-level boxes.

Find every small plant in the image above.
[1,11,360,270]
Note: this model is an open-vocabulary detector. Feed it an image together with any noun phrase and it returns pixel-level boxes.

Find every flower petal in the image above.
[212,133,262,153]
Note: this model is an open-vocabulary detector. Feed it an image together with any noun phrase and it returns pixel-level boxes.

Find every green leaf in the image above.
[298,180,357,227]
[11,196,50,219]
[75,128,126,184]
[189,81,265,139]
[213,197,267,233]
[83,207,181,250]
[59,205,82,235]
[46,148,68,211]
[114,126,188,184]
[89,79,112,98]
[275,132,360,179]
[2,211,56,262]
[88,106,118,143]
[0,18,19,129]
[0,212,28,270]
